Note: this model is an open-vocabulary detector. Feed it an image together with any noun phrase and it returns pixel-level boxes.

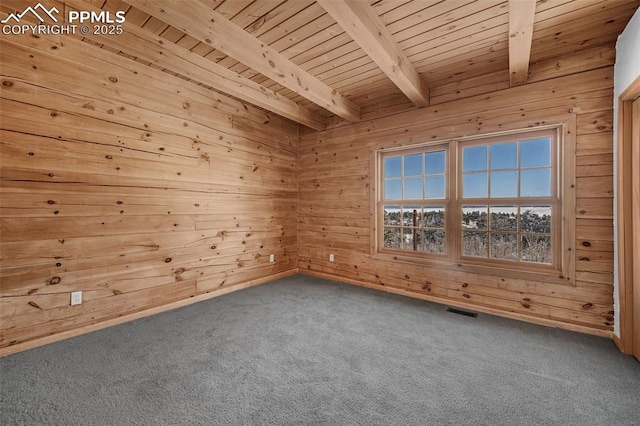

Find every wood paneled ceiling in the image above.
[3,0,639,130]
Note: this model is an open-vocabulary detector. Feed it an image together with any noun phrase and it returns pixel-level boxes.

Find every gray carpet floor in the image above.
[1,275,639,425]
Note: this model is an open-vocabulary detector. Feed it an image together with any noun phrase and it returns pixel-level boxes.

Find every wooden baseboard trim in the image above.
[0,269,298,358]
[3,268,612,357]
[612,333,632,354]
[613,334,623,351]
[301,270,613,339]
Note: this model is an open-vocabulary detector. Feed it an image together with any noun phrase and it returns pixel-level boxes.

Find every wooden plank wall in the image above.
[298,58,615,335]
[0,32,298,354]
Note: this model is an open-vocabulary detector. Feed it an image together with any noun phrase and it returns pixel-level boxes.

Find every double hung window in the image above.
[378,128,563,274]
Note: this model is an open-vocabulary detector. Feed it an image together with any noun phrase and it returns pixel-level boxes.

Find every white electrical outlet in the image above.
[70,291,82,306]
[329,253,335,262]
[269,254,275,262]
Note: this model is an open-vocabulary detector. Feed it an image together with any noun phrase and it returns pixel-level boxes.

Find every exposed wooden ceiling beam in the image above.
[508,0,537,87]
[124,0,361,123]
[65,0,325,131]
[317,0,429,108]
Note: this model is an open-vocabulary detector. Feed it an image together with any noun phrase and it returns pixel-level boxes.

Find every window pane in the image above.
[402,206,420,226]
[423,230,445,254]
[383,227,401,249]
[384,156,401,178]
[491,233,518,260]
[404,154,422,176]
[383,205,401,226]
[404,178,422,199]
[384,179,402,200]
[403,228,418,250]
[490,171,518,198]
[463,145,488,172]
[463,232,488,257]
[520,206,551,233]
[463,173,488,198]
[490,206,517,231]
[423,206,445,228]
[520,138,551,168]
[521,235,552,264]
[462,206,487,230]
[425,176,445,199]
[425,151,446,174]
[520,169,551,197]
[490,142,517,170]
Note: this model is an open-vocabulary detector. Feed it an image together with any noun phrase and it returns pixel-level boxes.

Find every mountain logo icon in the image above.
[1,3,59,24]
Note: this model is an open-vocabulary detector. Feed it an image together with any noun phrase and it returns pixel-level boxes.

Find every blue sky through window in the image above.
[384,156,401,178]
[385,179,401,199]
[463,146,487,172]
[426,151,446,174]
[384,151,446,200]
[490,171,517,197]
[384,138,550,201]
[490,142,517,169]
[404,154,422,176]
[404,178,422,198]
[463,173,488,198]
[425,176,445,198]
[520,138,550,168]
[521,169,551,196]
[463,137,551,198]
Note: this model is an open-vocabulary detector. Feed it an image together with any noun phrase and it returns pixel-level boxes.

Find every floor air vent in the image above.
[446,307,478,318]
